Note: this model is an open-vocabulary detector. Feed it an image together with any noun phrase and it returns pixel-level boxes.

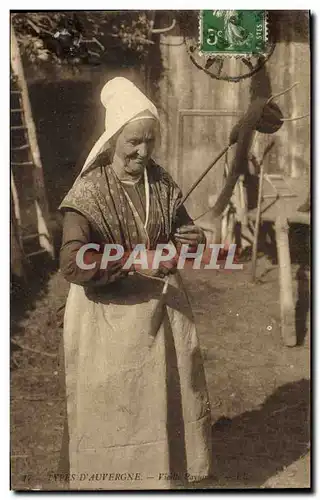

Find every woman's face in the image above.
[113,118,157,177]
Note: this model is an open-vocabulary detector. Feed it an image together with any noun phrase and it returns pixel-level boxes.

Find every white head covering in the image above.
[82,77,159,173]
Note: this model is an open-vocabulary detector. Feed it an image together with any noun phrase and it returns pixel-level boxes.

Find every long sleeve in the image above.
[171,192,206,246]
[173,204,194,232]
[60,210,125,287]
[171,188,194,234]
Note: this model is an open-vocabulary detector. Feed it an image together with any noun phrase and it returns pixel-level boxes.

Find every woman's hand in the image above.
[130,250,177,278]
[174,225,206,247]
[158,257,177,276]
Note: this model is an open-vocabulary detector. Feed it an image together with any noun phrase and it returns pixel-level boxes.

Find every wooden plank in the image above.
[11,24,54,258]
[11,171,21,227]
[248,207,310,226]
[22,233,48,241]
[275,205,296,347]
[11,219,27,280]
[26,249,48,258]
[10,125,27,131]
[248,177,310,226]
[11,161,34,166]
[12,144,29,151]
[10,184,27,280]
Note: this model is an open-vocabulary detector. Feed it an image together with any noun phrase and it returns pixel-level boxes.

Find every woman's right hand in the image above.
[128,250,177,277]
[158,257,177,276]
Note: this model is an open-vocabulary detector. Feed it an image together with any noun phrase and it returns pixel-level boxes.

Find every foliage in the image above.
[11,11,153,68]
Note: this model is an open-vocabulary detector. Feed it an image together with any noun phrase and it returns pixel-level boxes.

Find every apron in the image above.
[60,162,213,489]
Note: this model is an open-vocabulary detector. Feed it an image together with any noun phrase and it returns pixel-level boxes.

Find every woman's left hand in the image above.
[174,225,206,247]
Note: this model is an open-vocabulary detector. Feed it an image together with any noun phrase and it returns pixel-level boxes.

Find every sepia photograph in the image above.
[10,9,310,491]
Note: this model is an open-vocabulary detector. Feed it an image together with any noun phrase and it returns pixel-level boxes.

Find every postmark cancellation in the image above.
[199,10,268,57]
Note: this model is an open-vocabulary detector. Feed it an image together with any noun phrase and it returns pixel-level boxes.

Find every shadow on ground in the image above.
[11,254,60,365]
[209,378,310,487]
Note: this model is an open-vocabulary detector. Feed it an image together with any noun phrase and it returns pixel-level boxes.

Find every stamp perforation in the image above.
[198,10,269,58]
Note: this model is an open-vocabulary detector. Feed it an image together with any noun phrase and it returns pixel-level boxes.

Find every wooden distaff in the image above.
[180,82,305,212]
[180,146,230,205]
[275,205,296,347]
[149,276,170,343]
[180,97,284,212]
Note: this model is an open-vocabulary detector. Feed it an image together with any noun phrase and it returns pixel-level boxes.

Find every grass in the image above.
[10,255,310,490]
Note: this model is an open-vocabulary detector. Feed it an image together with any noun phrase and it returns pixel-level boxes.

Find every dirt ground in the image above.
[10,253,310,491]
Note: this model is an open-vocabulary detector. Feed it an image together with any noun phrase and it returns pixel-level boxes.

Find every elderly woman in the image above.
[59,77,212,490]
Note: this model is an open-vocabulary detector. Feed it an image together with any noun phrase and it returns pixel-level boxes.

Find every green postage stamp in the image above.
[199,10,267,56]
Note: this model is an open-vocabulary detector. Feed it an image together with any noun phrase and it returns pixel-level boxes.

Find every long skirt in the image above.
[62,271,212,490]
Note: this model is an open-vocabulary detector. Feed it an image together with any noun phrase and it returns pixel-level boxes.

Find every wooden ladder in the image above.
[10,25,54,261]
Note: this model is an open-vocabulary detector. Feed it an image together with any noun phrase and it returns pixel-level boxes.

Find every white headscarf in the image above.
[82,77,159,173]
